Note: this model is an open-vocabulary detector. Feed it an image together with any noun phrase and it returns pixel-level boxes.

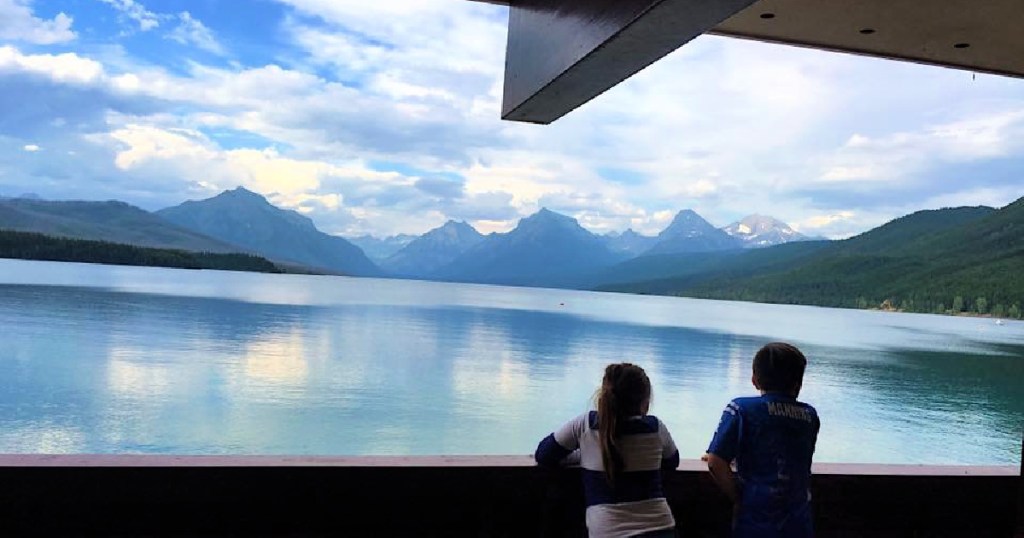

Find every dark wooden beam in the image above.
[482,0,1024,124]
[501,0,759,124]
[713,0,1024,82]
[0,457,1017,536]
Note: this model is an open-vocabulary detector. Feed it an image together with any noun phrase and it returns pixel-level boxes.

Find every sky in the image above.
[1,0,1022,239]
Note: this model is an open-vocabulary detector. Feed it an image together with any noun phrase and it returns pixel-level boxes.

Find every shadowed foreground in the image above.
[0,456,1018,536]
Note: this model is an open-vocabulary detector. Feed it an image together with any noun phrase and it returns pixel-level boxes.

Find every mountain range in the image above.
[602,200,1023,317]
[3,187,1018,317]
[2,188,810,283]
[382,220,483,277]
[432,208,628,285]
[348,234,416,263]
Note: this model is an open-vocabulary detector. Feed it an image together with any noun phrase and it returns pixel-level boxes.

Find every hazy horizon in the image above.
[6,185,1015,241]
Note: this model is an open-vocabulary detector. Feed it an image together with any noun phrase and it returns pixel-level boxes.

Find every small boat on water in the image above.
[995,319,1005,326]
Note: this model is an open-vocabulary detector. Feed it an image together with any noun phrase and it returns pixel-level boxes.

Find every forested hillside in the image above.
[0,230,281,273]
[602,200,1023,319]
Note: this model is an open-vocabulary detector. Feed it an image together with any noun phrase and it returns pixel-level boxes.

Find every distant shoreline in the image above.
[867,307,1016,320]
[3,252,1020,323]
[591,288,1022,322]
[3,228,1019,322]
[0,230,283,274]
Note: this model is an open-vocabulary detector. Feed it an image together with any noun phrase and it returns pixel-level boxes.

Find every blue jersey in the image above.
[707,393,820,538]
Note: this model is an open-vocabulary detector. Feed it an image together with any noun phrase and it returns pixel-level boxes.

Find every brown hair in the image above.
[753,342,807,394]
[596,363,651,484]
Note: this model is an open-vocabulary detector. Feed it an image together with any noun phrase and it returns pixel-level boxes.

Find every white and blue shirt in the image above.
[536,412,680,538]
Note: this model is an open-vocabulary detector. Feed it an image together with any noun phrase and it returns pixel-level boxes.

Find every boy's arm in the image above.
[705,401,742,500]
[811,407,821,457]
[535,414,586,467]
[705,453,740,503]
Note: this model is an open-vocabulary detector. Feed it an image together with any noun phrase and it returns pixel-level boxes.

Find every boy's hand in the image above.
[700,453,710,462]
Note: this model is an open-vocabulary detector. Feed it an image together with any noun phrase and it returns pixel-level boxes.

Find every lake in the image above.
[0,259,1021,464]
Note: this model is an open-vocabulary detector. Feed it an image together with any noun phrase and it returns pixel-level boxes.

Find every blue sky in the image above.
[1,0,1022,238]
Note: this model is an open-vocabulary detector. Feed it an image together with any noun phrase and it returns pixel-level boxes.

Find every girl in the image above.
[536,363,680,538]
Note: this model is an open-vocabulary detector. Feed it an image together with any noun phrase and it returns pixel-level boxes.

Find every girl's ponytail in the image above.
[597,363,650,485]
[597,364,622,484]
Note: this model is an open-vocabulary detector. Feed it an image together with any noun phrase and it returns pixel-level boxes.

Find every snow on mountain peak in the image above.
[722,214,808,248]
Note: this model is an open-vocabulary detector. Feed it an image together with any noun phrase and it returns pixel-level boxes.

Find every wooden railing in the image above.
[0,456,1018,536]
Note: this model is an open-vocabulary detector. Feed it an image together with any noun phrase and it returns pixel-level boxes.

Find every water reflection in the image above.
[0,266,1021,463]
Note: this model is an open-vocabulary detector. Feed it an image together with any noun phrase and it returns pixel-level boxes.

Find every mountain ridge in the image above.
[383,220,484,277]
[157,187,381,277]
[433,208,626,286]
[0,198,244,253]
[5,187,1018,318]
[602,200,1023,317]
[644,209,742,255]
[347,233,416,263]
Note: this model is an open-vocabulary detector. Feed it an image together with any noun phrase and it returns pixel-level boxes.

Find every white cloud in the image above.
[0,0,75,44]
[98,122,473,235]
[918,186,1024,211]
[819,108,1024,184]
[0,12,851,236]
[821,165,883,182]
[0,45,105,84]
[791,210,893,240]
[99,0,160,31]
[108,123,327,195]
[167,12,225,55]
[99,1,225,55]
[798,211,856,231]
[22,144,40,152]
[2,1,1023,238]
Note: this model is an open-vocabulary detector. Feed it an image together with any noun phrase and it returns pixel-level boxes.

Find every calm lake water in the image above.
[1,259,1021,464]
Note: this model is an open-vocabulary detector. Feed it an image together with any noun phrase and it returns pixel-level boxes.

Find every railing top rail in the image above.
[0,455,1017,476]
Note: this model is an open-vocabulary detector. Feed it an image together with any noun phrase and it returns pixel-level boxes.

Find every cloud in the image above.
[167,12,225,56]
[107,123,328,195]
[0,44,513,234]
[22,144,39,152]
[2,2,1023,239]
[414,176,464,200]
[0,45,103,84]
[0,0,75,44]
[99,1,225,56]
[791,210,906,240]
[277,2,509,164]
[798,211,856,231]
[0,47,163,138]
[820,109,1024,184]
[443,191,518,223]
[95,121,495,235]
[99,0,161,32]
[0,45,489,162]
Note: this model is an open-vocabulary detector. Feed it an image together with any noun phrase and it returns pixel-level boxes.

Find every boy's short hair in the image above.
[753,342,807,392]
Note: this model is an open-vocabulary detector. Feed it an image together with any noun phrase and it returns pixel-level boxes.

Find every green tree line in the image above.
[602,199,1024,320]
[0,229,281,273]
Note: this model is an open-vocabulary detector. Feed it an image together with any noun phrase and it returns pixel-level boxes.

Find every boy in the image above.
[704,342,820,538]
